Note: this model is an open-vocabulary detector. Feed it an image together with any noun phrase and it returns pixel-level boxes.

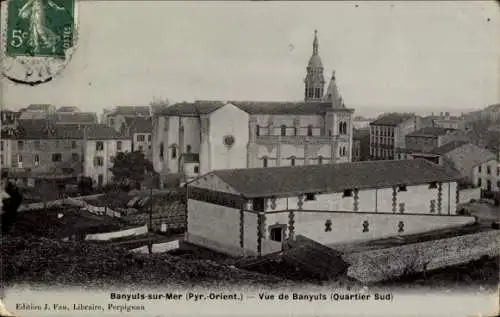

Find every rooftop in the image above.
[57,106,81,113]
[407,127,457,138]
[124,117,153,134]
[55,112,98,124]
[194,159,461,198]
[370,113,416,126]
[4,124,128,140]
[110,106,151,116]
[432,141,470,155]
[157,100,352,117]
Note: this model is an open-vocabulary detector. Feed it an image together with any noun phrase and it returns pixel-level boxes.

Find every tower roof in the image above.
[307,30,323,68]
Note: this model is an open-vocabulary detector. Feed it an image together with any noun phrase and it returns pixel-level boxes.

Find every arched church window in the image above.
[342,122,347,135]
[262,156,268,168]
[308,88,314,98]
[339,121,344,134]
[159,142,164,160]
[171,146,177,159]
[280,125,287,136]
[318,156,323,165]
[307,125,313,136]
[290,156,296,166]
[256,125,260,136]
[315,88,320,98]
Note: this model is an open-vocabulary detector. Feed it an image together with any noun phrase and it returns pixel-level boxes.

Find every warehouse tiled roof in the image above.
[432,141,470,155]
[157,100,353,117]
[370,113,416,126]
[407,127,456,137]
[110,106,151,116]
[55,112,98,124]
[84,124,129,140]
[124,117,152,133]
[199,159,461,198]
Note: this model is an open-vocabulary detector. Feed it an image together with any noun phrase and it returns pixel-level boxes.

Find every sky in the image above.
[1,1,499,117]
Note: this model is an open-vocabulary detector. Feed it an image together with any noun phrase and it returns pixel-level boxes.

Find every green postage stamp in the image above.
[1,0,77,85]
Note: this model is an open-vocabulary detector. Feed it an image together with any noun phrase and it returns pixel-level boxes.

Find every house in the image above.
[1,109,20,130]
[82,125,132,187]
[18,104,56,120]
[352,128,370,162]
[185,159,475,257]
[153,31,354,186]
[122,117,152,160]
[369,113,420,160]
[432,141,497,188]
[54,112,98,126]
[420,112,467,130]
[103,106,151,132]
[404,127,470,162]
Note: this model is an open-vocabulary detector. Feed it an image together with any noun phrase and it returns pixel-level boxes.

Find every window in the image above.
[17,140,24,150]
[159,142,164,160]
[318,156,323,165]
[256,125,260,136]
[148,134,152,142]
[98,174,104,187]
[72,153,79,161]
[293,127,298,136]
[34,155,39,166]
[137,134,145,142]
[305,193,316,201]
[497,167,500,176]
[487,166,491,174]
[0,141,3,151]
[429,182,437,189]
[343,189,353,197]
[478,165,482,173]
[172,147,177,159]
[117,141,122,151]
[138,145,143,151]
[328,130,332,137]
[339,122,343,134]
[497,180,500,188]
[262,156,268,168]
[186,145,192,153]
[398,221,405,233]
[307,125,313,136]
[343,122,347,135]
[194,166,199,174]
[32,140,40,150]
[51,153,61,162]
[478,178,482,186]
[315,87,320,98]
[325,219,332,232]
[290,156,296,166]
[398,185,407,192]
[94,156,104,167]
[280,125,287,136]
[96,141,104,151]
[71,141,77,149]
[362,220,369,233]
[399,203,405,213]
[109,118,115,126]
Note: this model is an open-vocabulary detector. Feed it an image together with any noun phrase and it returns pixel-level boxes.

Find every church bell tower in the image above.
[304,30,325,102]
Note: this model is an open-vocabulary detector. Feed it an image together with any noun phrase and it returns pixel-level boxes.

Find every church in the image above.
[152,31,355,185]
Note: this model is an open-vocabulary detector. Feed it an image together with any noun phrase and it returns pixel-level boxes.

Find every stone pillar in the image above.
[353,188,359,212]
[288,210,295,241]
[392,186,397,213]
[239,208,244,250]
[437,182,443,214]
[304,143,309,166]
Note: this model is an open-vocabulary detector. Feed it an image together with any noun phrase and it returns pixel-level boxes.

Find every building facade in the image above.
[153,31,354,185]
[122,117,153,160]
[473,155,500,193]
[405,127,470,162]
[369,113,420,160]
[185,159,475,257]
[104,106,151,132]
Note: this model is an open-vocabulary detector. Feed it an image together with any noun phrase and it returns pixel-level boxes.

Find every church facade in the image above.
[152,31,354,185]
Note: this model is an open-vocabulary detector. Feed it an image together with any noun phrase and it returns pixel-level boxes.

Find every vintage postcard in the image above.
[0,1,499,316]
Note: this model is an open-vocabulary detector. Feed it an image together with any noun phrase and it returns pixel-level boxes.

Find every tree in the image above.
[1,181,23,236]
[110,151,156,188]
